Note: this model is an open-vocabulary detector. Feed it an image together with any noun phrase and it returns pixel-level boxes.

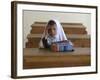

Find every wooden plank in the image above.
[23,48,90,69]
[31,22,87,34]
[27,34,90,39]
[31,26,87,34]
[24,48,90,56]
[31,24,85,28]
[26,34,90,48]
[33,22,84,26]
[23,55,90,69]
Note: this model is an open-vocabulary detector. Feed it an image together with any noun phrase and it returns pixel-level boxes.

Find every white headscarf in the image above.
[39,19,68,48]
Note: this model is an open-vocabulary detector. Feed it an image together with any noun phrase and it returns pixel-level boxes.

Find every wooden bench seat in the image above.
[31,22,87,34]
[26,34,90,48]
[23,48,90,69]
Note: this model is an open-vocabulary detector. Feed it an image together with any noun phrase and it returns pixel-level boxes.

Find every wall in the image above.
[23,10,91,48]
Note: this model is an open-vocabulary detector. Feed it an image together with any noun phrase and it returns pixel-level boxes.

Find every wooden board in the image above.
[26,34,90,48]
[23,48,91,69]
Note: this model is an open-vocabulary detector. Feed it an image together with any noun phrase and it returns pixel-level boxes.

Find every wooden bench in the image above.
[26,34,90,48]
[23,48,90,69]
[26,22,90,48]
[31,22,87,34]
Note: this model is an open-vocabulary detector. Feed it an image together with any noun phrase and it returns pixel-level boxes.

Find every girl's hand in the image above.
[51,43,57,52]
[44,27,48,37]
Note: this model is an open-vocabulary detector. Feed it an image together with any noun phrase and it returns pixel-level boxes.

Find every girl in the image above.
[39,19,74,51]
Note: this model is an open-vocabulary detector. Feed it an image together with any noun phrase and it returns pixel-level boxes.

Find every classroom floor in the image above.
[23,47,91,69]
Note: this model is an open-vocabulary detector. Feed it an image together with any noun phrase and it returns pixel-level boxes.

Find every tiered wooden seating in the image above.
[24,21,91,69]
[26,22,90,48]
[26,34,90,48]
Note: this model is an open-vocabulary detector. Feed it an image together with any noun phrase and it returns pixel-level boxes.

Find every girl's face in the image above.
[47,24,57,37]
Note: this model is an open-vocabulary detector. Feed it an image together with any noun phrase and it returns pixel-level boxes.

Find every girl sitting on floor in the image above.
[39,19,74,52]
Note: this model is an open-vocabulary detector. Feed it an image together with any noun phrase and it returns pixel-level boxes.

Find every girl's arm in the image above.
[42,37,50,48]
